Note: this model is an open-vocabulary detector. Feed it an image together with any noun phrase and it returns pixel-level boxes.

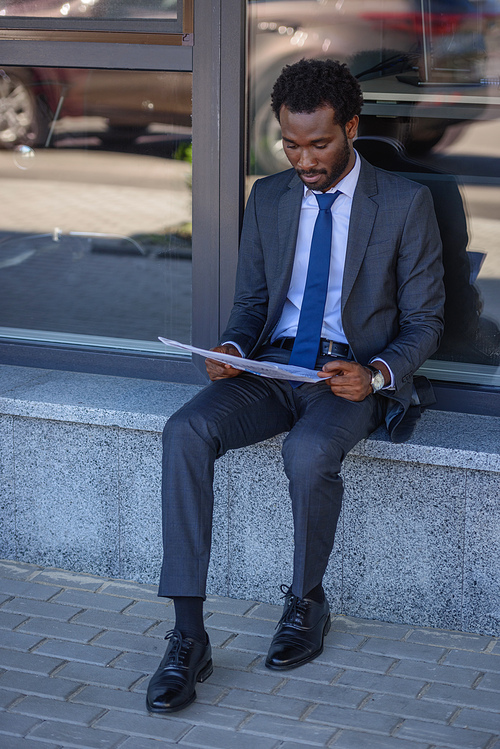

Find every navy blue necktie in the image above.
[288,190,340,371]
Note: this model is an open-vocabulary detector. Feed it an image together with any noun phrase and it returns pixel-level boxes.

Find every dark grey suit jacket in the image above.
[220,156,445,440]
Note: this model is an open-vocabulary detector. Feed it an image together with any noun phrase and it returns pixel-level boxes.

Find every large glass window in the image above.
[0,1,177,19]
[248,0,500,387]
[0,66,193,354]
[0,0,191,33]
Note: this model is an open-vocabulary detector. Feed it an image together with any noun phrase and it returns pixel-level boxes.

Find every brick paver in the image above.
[0,560,499,749]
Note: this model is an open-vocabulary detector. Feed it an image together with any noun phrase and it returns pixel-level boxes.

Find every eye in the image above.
[315,144,327,150]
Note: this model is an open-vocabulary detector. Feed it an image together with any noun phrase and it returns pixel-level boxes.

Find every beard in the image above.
[296,131,351,192]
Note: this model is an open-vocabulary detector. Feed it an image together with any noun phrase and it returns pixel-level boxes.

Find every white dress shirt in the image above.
[272,152,361,344]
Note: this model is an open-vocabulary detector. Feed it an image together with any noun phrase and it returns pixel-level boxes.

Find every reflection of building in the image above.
[0,1,499,640]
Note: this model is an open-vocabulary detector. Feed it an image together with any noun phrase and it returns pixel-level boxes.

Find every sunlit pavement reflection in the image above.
[0,149,192,344]
[0,149,191,235]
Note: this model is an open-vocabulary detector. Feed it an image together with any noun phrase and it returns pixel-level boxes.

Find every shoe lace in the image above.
[163,629,192,667]
[275,584,308,629]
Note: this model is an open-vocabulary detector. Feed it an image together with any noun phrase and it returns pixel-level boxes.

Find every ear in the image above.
[345,115,359,141]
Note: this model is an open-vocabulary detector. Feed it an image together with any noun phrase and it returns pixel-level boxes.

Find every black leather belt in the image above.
[273,337,352,358]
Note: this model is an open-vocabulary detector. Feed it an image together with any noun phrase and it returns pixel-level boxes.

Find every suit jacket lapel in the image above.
[276,171,303,292]
[341,157,379,311]
[256,170,303,345]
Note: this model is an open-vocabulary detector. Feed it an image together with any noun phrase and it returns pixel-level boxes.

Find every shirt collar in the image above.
[304,149,361,200]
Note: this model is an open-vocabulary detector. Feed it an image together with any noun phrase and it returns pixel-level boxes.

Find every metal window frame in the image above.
[191,0,246,352]
[0,0,193,35]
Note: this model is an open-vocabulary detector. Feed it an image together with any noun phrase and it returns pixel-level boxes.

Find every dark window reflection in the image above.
[0,67,193,351]
[248,0,500,381]
[355,118,499,367]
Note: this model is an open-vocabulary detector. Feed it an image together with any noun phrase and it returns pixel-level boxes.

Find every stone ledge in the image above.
[2,364,499,635]
[1,364,498,472]
[0,364,200,433]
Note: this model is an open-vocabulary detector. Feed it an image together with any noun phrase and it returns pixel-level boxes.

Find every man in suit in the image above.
[147,59,444,714]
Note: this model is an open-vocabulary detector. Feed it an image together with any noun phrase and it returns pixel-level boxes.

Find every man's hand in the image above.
[317,360,374,401]
[205,344,243,381]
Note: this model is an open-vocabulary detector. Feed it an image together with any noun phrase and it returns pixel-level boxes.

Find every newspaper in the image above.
[158,337,322,384]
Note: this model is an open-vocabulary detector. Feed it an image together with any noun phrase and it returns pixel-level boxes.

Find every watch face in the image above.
[372,371,385,391]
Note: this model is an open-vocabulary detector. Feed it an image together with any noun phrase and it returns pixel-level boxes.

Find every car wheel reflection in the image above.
[253,94,288,174]
[0,70,49,147]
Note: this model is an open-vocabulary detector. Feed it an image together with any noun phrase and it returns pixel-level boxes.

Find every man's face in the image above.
[280,105,358,192]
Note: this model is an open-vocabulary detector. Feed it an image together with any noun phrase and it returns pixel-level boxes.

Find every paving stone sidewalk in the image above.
[0,560,499,749]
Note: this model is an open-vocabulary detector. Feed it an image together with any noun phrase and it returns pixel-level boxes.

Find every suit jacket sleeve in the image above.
[365,183,445,392]
[219,180,271,355]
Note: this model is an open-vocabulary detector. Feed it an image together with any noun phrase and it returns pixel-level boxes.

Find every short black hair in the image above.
[271,59,363,128]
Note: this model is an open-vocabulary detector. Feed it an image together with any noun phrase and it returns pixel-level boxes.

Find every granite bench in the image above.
[1,364,499,636]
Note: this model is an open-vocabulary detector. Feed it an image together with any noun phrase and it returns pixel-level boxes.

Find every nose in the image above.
[297,148,317,171]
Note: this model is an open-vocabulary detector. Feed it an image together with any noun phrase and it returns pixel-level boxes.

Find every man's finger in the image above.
[206,358,232,369]
[322,359,346,373]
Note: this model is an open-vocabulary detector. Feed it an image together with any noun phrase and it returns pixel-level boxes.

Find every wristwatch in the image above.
[365,365,385,393]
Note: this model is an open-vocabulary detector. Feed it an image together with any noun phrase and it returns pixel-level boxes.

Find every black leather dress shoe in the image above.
[146,629,213,713]
[265,587,330,670]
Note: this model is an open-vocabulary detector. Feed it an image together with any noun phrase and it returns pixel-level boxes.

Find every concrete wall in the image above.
[1,365,499,636]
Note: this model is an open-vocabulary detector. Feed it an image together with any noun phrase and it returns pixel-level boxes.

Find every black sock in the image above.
[305,583,325,603]
[172,596,207,643]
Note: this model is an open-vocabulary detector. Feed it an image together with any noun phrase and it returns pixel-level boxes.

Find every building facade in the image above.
[1,0,499,635]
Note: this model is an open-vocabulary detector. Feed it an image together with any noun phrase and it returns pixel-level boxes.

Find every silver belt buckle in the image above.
[327,339,334,356]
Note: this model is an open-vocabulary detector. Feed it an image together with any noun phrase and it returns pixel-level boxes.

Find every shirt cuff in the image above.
[369,357,395,390]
